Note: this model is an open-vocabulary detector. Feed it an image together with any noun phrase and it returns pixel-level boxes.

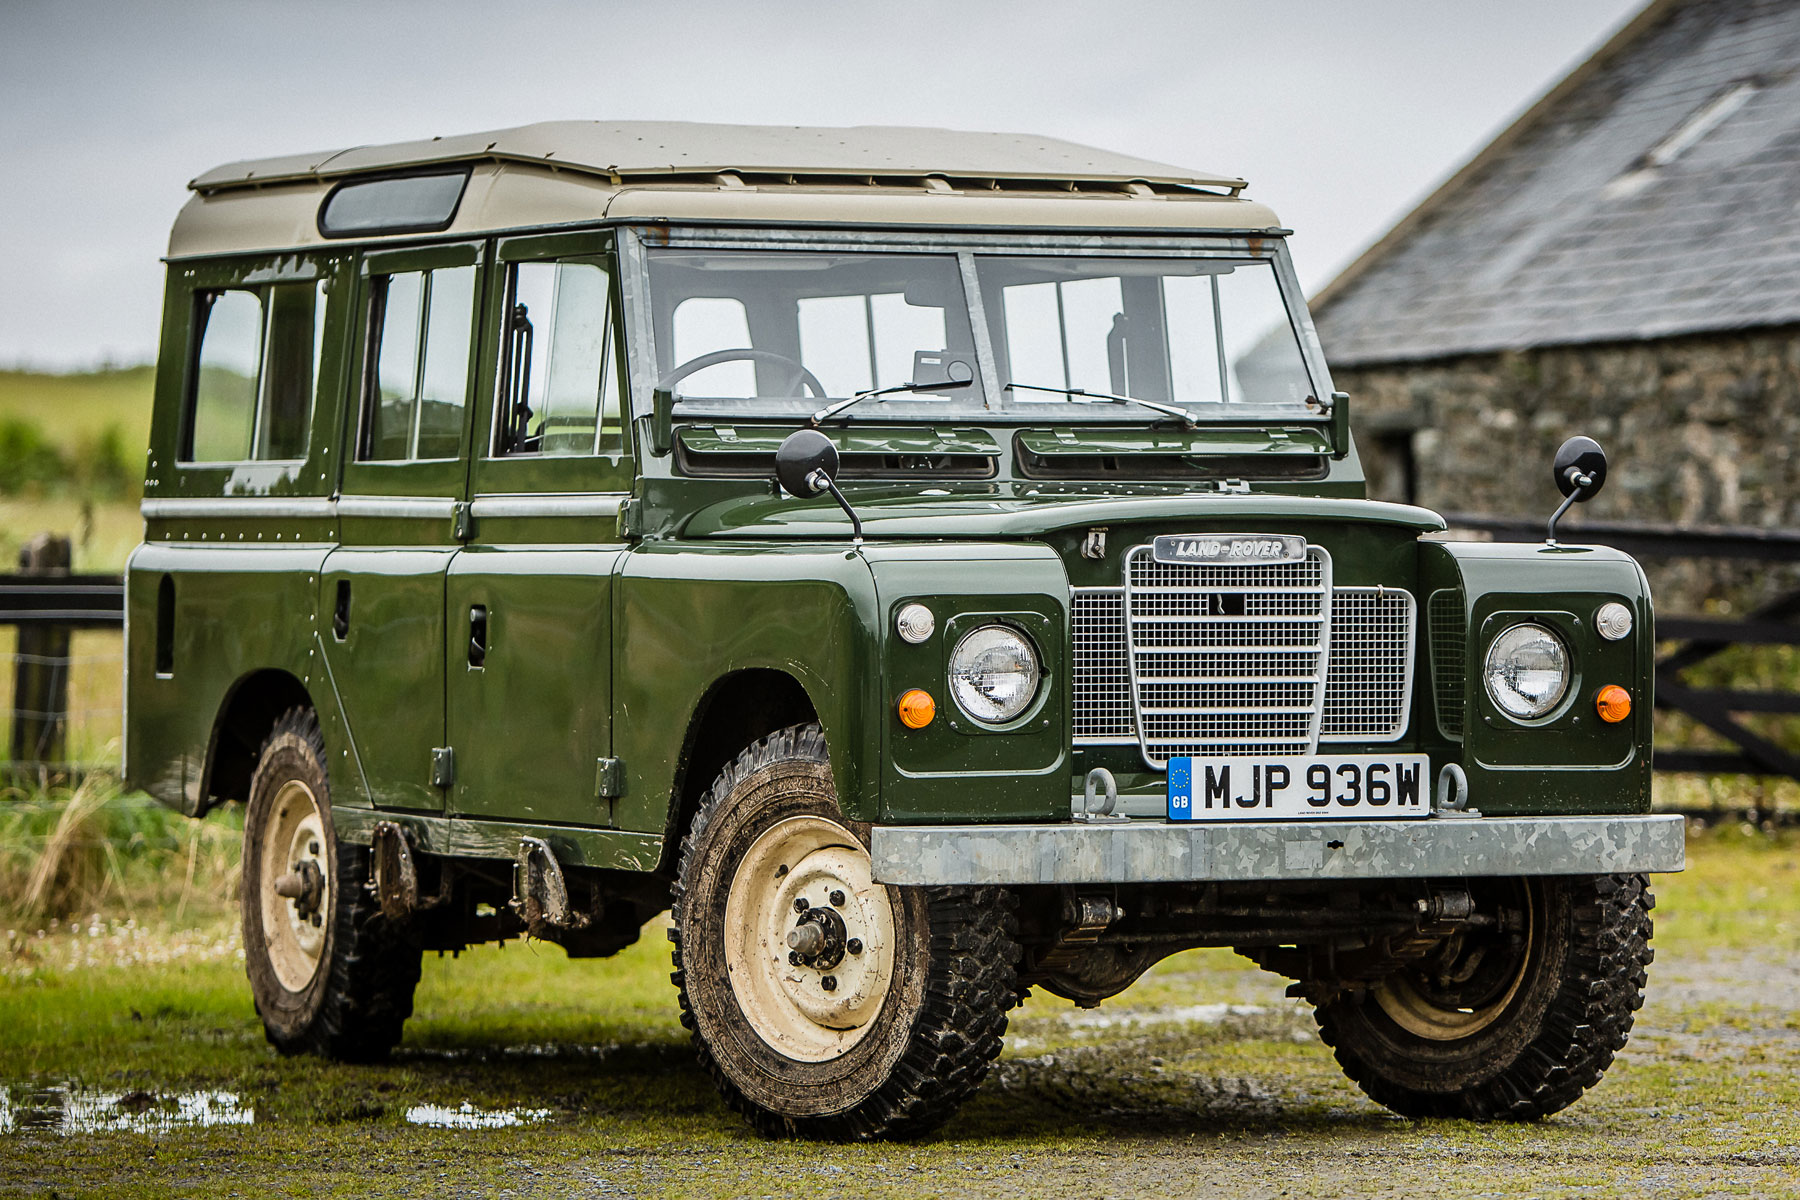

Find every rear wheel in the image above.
[241,708,422,1061]
[670,723,1019,1140]
[1313,873,1653,1121]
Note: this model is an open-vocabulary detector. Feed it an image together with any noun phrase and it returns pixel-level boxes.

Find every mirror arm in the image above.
[811,471,863,544]
[1545,470,1592,546]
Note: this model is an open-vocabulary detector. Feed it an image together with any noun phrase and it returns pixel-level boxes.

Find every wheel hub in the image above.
[258,779,331,993]
[723,815,897,1063]
[1375,885,1534,1041]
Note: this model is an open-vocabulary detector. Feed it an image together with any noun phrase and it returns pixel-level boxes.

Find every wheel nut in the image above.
[789,951,802,966]
[830,890,846,907]
[821,975,837,992]
[793,897,809,912]
[847,938,863,955]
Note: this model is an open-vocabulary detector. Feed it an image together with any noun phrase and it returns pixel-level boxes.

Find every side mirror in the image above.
[1545,435,1608,546]
[775,429,863,543]
[775,429,840,498]
[1553,435,1607,501]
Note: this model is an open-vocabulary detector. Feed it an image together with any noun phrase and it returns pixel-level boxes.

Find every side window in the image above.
[494,259,622,456]
[183,281,326,463]
[360,265,475,461]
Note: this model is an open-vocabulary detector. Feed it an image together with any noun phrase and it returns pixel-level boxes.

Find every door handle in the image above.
[468,605,488,668]
[333,580,351,641]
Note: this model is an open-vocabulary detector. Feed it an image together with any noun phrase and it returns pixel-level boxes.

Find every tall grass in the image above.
[0,779,239,925]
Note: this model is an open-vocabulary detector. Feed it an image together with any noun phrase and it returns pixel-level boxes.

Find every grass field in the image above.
[0,793,1796,1199]
[0,366,153,455]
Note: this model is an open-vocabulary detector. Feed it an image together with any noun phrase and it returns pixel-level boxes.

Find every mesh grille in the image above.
[1070,574,1417,757]
[1123,546,1331,765]
[1071,590,1135,742]
[1319,588,1415,741]
[1428,588,1467,740]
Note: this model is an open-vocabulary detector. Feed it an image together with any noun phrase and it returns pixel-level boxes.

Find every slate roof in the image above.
[1312,0,1800,366]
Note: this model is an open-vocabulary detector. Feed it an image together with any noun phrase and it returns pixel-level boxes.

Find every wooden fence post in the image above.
[12,533,72,774]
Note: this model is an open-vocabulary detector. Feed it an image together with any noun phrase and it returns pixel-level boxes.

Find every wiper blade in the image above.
[1004,382,1201,429]
[809,372,973,426]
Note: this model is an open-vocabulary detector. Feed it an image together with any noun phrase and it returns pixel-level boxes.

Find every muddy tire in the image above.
[1313,873,1653,1121]
[670,722,1019,1140]
[241,707,422,1061]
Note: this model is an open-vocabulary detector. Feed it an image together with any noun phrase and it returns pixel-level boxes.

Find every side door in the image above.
[319,242,485,812]
[446,230,633,827]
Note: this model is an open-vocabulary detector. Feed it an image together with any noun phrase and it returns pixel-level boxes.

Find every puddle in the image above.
[0,1085,253,1135]
[404,1101,553,1130]
[1051,1003,1279,1031]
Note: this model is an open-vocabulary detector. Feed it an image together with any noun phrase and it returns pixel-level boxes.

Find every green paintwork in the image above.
[681,486,1446,542]
[1013,425,1332,457]
[678,425,1002,459]
[1425,541,1655,814]
[124,212,1654,886]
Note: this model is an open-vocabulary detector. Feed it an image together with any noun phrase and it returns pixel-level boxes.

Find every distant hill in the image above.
[0,366,155,454]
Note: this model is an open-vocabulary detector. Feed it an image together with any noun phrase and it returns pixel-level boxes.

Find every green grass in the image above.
[0,366,153,455]
[1,803,1799,1198]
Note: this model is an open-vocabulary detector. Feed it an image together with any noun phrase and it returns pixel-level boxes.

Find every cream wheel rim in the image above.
[1374,891,1534,1041]
[259,779,330,992]
[723,815,897,1063]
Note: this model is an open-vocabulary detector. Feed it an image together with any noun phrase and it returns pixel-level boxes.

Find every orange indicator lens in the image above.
[897,689,936,729]
[1596,685,1632,723]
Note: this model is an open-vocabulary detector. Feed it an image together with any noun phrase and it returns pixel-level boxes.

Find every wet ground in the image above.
[3,830,1798,1198]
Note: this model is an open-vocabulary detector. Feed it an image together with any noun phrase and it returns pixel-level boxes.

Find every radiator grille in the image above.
[1071,589,1134,741]
[1123,545,1332,764]
[1319,588,1416,741]
[1428,587,1467,740]
[1071,572,1417,759]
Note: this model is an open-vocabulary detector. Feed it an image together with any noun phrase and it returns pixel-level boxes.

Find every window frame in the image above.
[162,253,348,496]
[342,241,486,501]
[468,230,633,500]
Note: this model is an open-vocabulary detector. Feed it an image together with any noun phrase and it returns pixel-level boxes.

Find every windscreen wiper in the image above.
[1004,381,1201,429]
[809,369,974,427]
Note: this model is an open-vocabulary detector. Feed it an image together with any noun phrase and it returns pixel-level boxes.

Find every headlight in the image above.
[1483,624,1571,719]
[949,625,1040,723]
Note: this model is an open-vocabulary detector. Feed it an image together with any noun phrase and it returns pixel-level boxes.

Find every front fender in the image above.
[613,540,880,827]
[1421,539,1653,814]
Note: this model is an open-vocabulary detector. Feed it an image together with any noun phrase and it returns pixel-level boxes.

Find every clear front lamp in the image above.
[949,626,1040,723]
[1483,624,1571,719]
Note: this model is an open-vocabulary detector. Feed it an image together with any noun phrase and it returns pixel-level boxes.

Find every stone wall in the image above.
[1333,324,1800,609]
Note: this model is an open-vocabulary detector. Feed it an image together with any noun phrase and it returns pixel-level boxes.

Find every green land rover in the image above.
[126,121,1683,1139]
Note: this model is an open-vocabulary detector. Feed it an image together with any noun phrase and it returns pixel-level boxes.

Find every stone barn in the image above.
[1311,0,1800,606]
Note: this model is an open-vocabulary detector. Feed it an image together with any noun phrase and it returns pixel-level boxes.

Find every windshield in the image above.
[646,249,989,417]
[642,246,1317,421]
[975,256,1313,413]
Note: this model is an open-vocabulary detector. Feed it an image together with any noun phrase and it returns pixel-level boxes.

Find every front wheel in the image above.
[1313,873,1654,1121]
[670,723,1019,1140]
[241,708,422,1061]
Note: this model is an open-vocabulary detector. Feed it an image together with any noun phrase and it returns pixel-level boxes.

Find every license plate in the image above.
[1167,754,1432,821]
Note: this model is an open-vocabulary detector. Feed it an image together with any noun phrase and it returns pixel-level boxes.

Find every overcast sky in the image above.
[1,0,1645,369]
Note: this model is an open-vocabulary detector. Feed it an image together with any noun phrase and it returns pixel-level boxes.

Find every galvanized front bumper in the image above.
[869,814,1685,886]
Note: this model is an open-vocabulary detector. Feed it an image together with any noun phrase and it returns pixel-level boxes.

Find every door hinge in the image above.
[596,757,624,799]
[431,746,456,788]
[616,498,641,540]
[452,501,474,540]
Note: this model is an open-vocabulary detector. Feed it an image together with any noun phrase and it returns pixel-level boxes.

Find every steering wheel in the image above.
[656,348,827,399]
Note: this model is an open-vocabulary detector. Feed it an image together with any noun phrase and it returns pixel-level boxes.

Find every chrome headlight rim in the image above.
[1483,622,1572,721]
[947,624,1042,725]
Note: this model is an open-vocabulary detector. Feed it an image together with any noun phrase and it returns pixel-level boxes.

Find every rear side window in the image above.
[183,281,327,463]
[319,171,469,238]
[360,265,476,461]
[493,259,622,456]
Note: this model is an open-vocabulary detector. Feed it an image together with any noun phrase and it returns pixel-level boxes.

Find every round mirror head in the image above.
[775,429,840,498]
[1553,435,1608,501]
